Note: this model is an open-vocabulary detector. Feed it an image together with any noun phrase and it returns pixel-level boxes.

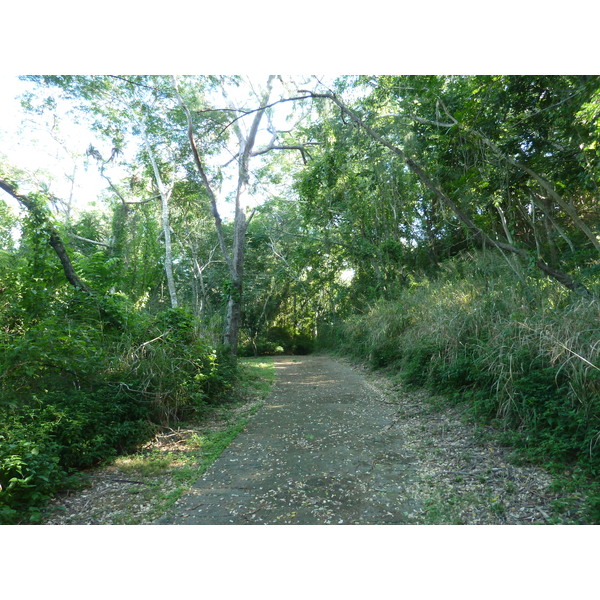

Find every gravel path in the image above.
[157,354,578,525]
[157,355,422,524]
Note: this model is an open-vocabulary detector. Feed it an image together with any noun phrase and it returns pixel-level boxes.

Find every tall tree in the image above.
[139,121,178,308]
[300,78,597,298]
[174,75,276,352]
[25,75,187,308]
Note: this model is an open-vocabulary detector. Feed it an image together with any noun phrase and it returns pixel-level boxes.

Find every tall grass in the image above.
[324,251,600,478]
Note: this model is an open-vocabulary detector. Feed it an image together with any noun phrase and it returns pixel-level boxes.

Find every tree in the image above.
[25,75,190,308]
[174,75,313,353]
[16,75,323,350]
[300,78,597,298]
[0,174,91,294]
[140,121,178,308]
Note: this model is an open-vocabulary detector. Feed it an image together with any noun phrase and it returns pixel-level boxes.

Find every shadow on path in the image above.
[157,355,421,524]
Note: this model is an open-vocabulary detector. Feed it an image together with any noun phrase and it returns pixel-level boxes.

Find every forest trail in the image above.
[157,355,421,524]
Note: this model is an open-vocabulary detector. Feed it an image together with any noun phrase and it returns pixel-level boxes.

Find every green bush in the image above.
[0,299,239,523]
[0,429,66,524]
[0,387,155,523]
[240,325,314,356]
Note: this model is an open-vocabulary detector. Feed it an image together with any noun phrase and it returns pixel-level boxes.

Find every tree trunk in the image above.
[173,76,274,354]
[0,178,92,294]
[142,126,178,309]
[224,278,243,350]
[161,193,178,309]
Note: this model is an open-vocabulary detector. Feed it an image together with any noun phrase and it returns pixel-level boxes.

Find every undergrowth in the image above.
[42,357,275,524]
[320,250,600,522]
[0,293,241,524]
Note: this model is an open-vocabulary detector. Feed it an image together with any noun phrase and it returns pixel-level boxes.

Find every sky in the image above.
[0,74,363,223]
[0,76,112,216]
[0,75,328,221]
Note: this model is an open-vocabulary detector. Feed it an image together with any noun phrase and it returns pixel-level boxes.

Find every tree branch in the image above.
[215,94,313,139]
[374,113,455,128]
[172,76,234,273]
[251,144,312,164]
[437,99,600,253]
[90,149,160,207]
[69,233,112,248]
[0,177,92,293]
[300,90,593,298]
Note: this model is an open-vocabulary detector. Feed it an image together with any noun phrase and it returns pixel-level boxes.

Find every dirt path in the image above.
[43,354,578,525]
[157,355,421,524]
[158,354,581,525]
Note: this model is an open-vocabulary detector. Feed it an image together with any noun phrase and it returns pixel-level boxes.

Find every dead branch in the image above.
[68,233,112,248]
[252,144,312,164]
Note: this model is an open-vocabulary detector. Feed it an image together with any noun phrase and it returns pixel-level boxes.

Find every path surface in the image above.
[157,355,421,524]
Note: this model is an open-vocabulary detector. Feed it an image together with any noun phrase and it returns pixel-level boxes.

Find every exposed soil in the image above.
[43,355,583,525]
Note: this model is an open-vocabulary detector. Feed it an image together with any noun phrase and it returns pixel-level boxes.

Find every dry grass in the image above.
[359,364,588,524]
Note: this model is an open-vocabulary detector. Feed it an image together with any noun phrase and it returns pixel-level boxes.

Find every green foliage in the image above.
[0,197,18,251]
[77,251,121,293]
[0,284,240,523]
[4,74,600,523]
[240,325,314,356]
[0,431,65,524]
[0,386,155,522]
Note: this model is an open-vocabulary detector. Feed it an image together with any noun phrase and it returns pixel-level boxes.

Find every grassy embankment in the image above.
[320,251,600,523]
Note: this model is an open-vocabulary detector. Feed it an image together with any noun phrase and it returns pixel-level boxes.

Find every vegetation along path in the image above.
[157,355,569,525]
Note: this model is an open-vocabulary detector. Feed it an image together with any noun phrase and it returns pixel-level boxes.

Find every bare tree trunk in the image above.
[141,125,178,309]
[159,187,178,309]
[173,76,274,353]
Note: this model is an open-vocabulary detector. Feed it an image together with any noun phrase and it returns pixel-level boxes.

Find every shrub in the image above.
[240,326,314,356]
[0,387,155,523]
[0,428,66,524]
[0,300,239,523]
